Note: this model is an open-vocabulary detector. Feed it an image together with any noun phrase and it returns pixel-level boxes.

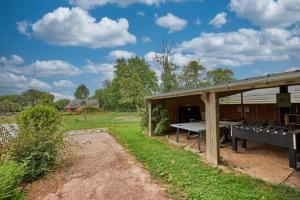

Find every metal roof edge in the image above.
[145,70,300,101]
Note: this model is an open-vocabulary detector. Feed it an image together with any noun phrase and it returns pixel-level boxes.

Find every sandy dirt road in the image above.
[26,129,171,200]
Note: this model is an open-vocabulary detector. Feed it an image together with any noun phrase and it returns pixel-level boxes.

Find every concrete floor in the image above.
[166,132,300,188]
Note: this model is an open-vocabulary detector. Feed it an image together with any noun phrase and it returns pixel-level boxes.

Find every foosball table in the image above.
[231,122,300,170]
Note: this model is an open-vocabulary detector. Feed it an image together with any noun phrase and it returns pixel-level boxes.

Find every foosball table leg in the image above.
[289,149,297,170]
[242,139,247,149]
[232,137,238,152]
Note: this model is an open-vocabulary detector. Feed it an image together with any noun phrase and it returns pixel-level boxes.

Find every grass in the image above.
[60,112,300,200]
[0,115,16,124]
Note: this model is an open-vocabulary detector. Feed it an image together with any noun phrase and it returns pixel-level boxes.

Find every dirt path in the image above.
[26,129,171,200]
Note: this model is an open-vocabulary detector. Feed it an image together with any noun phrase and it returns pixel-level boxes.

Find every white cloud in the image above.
[17,7,136,48]
[209,12,227,28]
[155,13,187,33]
[0,72,51,94]
[144,51,198,68]
[68,0,165,9]
[195,18,201,25]
[19,60,81,77]
[286,67,300,72]
[0,54,24,66]
[177,27,300,67]
[0,54,118,79]
[107,50,136,60]
[141,36,151,43]
[53,80,76,88]
[253,70,269,76]
[16,21,31,37]
[82,61,114,80]
[137,11,145,17]
[50,92,74,101]
[173,53,198,67]
[144,51,157,63]
[230,0,300,28]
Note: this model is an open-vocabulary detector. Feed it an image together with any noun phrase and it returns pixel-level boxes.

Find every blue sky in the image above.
[0,0,299,100]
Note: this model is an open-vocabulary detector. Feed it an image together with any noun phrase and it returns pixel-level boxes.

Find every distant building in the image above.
[65,99,99,112]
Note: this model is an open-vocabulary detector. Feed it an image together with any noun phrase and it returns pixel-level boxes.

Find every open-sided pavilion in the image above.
[145,71,300,166]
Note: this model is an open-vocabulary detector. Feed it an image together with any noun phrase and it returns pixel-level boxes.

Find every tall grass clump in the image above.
[10,105,64,181]
[0,161,25,200]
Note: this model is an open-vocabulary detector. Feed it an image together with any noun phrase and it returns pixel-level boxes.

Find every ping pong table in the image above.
[170,121,241,151]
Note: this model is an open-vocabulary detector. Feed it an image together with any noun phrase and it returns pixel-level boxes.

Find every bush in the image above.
[0,162,24,200]
[152,104,170,136]
[11,105,64,181]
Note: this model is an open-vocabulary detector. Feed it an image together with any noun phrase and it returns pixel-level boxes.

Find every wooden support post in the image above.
[205,92,220,166]
[148,101,152,137]
[241,92,244,121]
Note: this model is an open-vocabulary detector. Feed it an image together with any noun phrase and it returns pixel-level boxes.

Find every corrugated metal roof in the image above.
[146,70,300,101]
[219,86,300,104]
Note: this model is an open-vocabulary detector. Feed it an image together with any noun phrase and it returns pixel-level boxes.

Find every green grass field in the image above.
[60,112,300,200]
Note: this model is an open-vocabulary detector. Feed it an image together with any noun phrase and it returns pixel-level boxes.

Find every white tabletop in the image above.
[170,121,240,132]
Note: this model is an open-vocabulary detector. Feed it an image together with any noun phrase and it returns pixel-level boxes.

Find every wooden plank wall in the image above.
[220,104,300,123]
[153,95,300,125]
[152,94,205,124]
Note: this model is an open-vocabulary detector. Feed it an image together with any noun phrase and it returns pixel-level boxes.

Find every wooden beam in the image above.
[148,101,152,137]
[205,92,220,166]
[241,92,244,120]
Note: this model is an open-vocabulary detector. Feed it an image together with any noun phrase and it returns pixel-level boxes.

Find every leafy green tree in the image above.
[38,93,54,105]
[21,89,43,107]
[92,89,104,108]
[113,57,158,112]
[179,60,207,89]
[154,40,178,93]
[102,79,122,110]
[0,95,21,104]
[54,99,70,111]
[0,100,20,113]
[207,68,234,85]
[74,84,89,99]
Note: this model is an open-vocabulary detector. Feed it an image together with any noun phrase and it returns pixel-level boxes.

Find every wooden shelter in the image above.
[145,71,300,166]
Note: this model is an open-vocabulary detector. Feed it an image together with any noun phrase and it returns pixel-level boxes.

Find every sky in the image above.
[0,0,300,100]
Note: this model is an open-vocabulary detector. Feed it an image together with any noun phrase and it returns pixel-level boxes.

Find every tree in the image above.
[74,84,89,99]
[92,89,104,108]
[0,95,21,104]
[207,68,234,85]
[0,95,22,112]
[54,99,70,111]
[38,93,54,105]
[21,89,43,107]
[0,100,20,113]
[113,57,158,112]
[102,79,122,110]
[179,60,207,89]
[154,40,178,93]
